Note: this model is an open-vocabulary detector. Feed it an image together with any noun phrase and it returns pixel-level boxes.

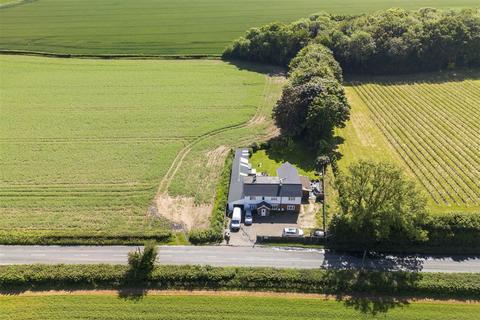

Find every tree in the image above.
[332,160,428,249]
[127,241,158,281]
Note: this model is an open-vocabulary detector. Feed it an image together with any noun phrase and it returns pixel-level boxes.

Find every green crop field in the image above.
[0,54,278,242]
[337,71,480,213]
[0,0,478,56]
[1,294,479,320]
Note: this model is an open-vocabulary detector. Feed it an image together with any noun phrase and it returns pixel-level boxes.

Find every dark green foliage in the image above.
[1,265,479,299]
[272,43,350,153]
[289,43,343,82]
[224,8,480,74]
[330,210,480,254]
[332,160,428,249]
[223,15,336,66]
[127,242,158,281]
[188,151,233,244]
[423,213,480,251]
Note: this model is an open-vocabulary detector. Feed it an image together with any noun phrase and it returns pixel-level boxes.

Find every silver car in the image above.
[282,227,304,238]
[244,210,253,226]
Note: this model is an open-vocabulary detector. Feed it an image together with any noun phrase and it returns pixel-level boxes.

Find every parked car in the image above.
[230,207,241,231]
[311,229,325,238]
[244,210,253,226]
[282,227,304,238]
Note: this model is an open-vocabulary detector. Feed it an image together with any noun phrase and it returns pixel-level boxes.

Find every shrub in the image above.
[127,241,158,281]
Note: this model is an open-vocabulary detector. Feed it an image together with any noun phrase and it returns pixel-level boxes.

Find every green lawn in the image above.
[0,55,269,242]
[250,146,318,180]
[337,71,480,214]
[1,294,479,320]
[0,0,478,55]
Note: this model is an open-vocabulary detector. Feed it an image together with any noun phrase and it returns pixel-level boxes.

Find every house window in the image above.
[287,205,296,211]
[249,196,256,200]
[288,197,295,201]
[271,197,277,201]
[272,205,279,211]
[249,204,257,210]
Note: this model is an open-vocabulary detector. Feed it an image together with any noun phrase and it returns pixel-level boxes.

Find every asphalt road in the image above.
[1,246,479,272]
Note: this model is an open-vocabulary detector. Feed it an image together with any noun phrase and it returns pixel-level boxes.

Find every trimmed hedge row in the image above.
[0,230,172,245]
[329,213,480,254]
[1,264,479,299]
[188,151,233,244]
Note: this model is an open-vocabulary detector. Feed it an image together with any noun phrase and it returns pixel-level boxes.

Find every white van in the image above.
[230,207,242,231]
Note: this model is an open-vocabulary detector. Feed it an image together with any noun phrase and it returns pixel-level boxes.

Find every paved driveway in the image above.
[228,213,301,246]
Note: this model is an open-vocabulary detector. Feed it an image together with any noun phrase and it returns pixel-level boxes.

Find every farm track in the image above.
[353,79,480,207]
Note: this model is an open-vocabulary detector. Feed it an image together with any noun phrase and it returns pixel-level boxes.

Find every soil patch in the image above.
[154,195,211,231]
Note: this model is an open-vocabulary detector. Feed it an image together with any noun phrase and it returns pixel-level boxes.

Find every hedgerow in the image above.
[1,265,479,299]
[188,150,233,244]
[329,212,480,254]
[0,230,172,245]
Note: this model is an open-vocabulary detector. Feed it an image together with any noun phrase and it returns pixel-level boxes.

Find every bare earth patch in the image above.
[154,194,211,231]
[298,200,320,229]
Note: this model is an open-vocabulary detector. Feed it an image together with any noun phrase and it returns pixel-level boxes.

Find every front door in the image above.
[260,208,268,216]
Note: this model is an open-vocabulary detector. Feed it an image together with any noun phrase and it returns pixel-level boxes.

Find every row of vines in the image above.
[352,79,480,206]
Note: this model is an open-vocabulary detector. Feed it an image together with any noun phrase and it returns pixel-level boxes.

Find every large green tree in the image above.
[331,160,428,247]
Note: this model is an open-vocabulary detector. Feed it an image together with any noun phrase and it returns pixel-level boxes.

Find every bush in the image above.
[188,151,233,244]
[1,264,479,299]
[329,212,480,254]
[127,241,158,281]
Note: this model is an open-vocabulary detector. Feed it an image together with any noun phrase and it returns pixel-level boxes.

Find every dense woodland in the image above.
[224,8,480,73]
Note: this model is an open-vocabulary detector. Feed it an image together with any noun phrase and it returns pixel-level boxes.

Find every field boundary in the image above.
[4,289,480,303]
[0,50,221,60]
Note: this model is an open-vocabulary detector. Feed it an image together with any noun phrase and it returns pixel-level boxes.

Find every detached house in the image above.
[227,148,308,216]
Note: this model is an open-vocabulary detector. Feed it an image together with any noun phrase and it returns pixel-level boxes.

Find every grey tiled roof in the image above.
[277,162,301,184]
[228,150,303,203]
[244,183,280,197]
[227,148,250,204]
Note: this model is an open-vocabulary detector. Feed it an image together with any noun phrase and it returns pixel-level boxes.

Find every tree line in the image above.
[223,8,480,74]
